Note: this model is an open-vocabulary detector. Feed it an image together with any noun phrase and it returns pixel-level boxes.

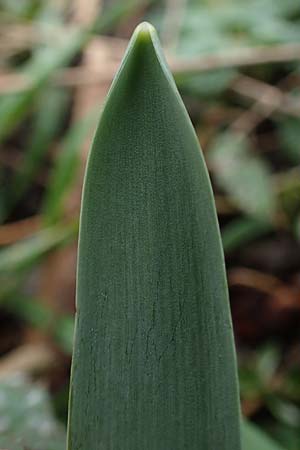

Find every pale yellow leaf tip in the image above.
[133,21,157,43]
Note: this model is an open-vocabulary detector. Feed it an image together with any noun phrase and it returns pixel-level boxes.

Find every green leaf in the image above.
[0,223,77,275]
[222,217,272,253]
[256,346,280,384]
[67,22,241,450]
[296,215,300,241]
[170,1,300,57]
[278,117,300,164]
[3,86,69,220]
[176,68,237,98]
[5,295,74,353]
[0,375,66,450]
[242,420,285,450]
[209,131,276,221]
[271,422,300,450]
[42,110,99,224]
[0,28,87,143]
[268,399,300,428]
[0,0,148,144]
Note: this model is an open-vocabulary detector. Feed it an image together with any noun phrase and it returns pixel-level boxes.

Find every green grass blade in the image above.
[42,110,99,224]
[0,223,77,275]
[0,0,148,144]
[0,223,77,303]
[3,87,69,219]
[0,29,86,143]
[222,217,272,253]
[242,420,285,450]
[15,87,69,193]
[208,131,276,222]
[67,22,241,450]
[4,295,74,353]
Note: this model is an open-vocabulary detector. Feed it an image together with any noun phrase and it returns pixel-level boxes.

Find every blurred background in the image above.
[0,0,300,449]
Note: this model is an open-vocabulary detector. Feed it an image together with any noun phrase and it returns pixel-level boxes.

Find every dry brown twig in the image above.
[70,0,105,176]
[229,267,281,295]
[0,216,41,246]
[229,268,300,311]
[170,42,300,74]
[231,74,300,133]
[0,343,56,380]
[0,22,82,59]
[1,41,300,94]
[36,0,103,317]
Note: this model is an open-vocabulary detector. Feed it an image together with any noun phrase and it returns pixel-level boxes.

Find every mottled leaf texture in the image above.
[67,22,241,450]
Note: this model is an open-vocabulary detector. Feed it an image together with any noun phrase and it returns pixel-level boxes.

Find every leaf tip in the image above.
[133,21,157,44]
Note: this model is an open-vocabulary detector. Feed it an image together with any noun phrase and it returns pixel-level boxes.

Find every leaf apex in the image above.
[133,21,157,44]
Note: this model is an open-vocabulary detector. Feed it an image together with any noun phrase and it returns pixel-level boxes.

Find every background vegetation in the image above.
[0,0,299,449]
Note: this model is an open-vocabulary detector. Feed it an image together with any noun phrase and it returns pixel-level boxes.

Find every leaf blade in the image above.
[68,23,241,450]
